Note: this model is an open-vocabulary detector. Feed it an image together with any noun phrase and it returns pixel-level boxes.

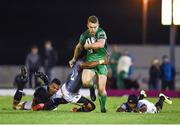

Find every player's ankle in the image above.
[101,108,107,113]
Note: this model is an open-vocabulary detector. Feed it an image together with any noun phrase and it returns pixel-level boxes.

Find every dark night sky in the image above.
[0,0,179,65]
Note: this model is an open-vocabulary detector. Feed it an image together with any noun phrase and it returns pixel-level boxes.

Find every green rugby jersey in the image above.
[79,28,108,61]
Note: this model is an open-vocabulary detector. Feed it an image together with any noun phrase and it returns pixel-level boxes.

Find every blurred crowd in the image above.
[14,40,58,88]
[14,43,176,91]
[107,44,176,91]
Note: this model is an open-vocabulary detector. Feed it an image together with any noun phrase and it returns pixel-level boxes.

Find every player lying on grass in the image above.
[13,66,65,110]
[116,90,172,113]
[13,59,108,112]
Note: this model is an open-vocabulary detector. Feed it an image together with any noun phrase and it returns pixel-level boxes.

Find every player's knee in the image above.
[98,87,106,95]
[82,77,92,87]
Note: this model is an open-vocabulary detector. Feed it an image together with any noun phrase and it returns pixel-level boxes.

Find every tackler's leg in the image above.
[72,96,96,112]
[13,66,28,109]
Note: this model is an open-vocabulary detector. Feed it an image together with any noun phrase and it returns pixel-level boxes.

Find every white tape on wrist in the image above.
[99,60,104,64]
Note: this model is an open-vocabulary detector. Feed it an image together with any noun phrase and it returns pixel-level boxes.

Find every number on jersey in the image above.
[86,37,96,53]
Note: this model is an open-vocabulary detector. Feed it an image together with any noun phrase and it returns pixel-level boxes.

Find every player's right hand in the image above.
[69,58,76,68]
[35,72,49,84]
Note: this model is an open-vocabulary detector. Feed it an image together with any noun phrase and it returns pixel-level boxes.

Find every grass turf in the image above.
[0,96,179,124]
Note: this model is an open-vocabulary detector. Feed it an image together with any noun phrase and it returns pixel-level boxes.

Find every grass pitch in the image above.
[0,96,180,124]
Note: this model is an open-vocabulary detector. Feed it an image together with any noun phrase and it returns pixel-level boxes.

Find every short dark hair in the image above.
[51,78,62,86]
[88,15,99,24]
[128,94,138,104]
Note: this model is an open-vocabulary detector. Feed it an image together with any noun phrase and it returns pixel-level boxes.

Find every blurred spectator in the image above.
[108,45,122,88]
[25,45,41,88]
[116,50,132,89]
[148,58,161,90]
[43,40,58,82]
[124,66,139,90]
[160,55,176,90]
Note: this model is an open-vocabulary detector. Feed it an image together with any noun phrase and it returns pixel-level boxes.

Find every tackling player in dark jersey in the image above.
[13,67,66,110]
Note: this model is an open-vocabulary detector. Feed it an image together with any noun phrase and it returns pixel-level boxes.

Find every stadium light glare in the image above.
[161,0,180,25]
[173,0,180,25]
[161,0,172,25]
[142,0,149,44]
[161,0,179,67]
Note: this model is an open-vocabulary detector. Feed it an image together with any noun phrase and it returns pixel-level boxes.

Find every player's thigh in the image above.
[61,84,81,103]
[97,74,107,94]
[82,69,96,85]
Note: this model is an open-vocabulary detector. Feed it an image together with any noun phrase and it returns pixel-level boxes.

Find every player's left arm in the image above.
[32,98,68,111]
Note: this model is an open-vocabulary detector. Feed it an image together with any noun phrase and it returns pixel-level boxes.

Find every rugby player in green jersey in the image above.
[69,15,108,113]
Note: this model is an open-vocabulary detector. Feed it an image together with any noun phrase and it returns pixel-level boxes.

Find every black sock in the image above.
[139,95,144,100]
[155,96,165,110]
[14,75,28,102]
[77,96,95,112]
[14,90,24,102]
